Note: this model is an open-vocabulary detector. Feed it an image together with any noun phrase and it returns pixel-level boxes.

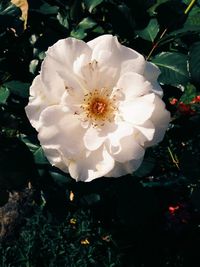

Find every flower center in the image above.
[91,99,107,115]
[80,88,118,126]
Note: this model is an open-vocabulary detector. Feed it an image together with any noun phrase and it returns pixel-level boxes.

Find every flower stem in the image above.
[146,28,168,61]
[167,146,180,170]
[184,0,197,14]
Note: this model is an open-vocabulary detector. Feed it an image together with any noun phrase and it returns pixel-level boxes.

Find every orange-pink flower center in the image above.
[80,88,117,126]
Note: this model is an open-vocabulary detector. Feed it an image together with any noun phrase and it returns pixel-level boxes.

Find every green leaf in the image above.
[0,1,21,16]
[0,0,22,33]
[50,171,70,186]
[0,86,10,104]
[70,17,97,39]
[80,193,101,207]
[147,0,169,15]
[134,156,155,178]
[57,11,69,29]
[92,25,104,34]
[117,3,135,30]
[33,146,49,164]
[185,12,200,29]
[4,80,30,98]
[78,17,97,30]
[184,1,200,30]
[29,59,39,75]
[70,29,85,39]
[83,0,104,13]
[69,0,82,21]
[189,41,200,84]
[179,84,197,104]
[21,136,49,164]
[37,3,59,15]
[137,19,159,42]
[152,52,190,86]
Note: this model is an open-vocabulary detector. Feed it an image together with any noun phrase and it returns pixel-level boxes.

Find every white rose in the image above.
[25,35,170,182]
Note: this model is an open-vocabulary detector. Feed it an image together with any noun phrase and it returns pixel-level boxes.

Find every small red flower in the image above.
[178,102,195,115]
[168,205,179,214]
[191,95,200,104]
[170,98,178,105]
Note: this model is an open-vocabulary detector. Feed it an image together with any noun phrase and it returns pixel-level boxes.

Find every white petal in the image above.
[42,146,69,173]
[38,106,85,156]
[83,121,120,151]
[87,35,113,49]
[79,59,101,90]
[46,38,92,71]
[151,95,170,125]
[119,47,146,76]
[117,72,152,100]
[41,38,92,95]
[25,75,57,131]
[151,82,163,97]
[147,96,171,146]
[68,146,114,182]
[134,120,155,144]
[107,121,133,147]
[144,61,160,80]
[60,90,83,114]
[41,57,83,98]
[144,62,163,96]
[110,134,145,163]
[105,158,143,177]
[84,126,106,151]
[120,94,155,125]
[87,35,146,89]
[88,34,146,76]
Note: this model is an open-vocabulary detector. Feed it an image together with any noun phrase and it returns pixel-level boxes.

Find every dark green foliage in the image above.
[137,18,159,42]
[0,0,200,266]
[0,136,36,191]
[152,52,190,86]
[0,207,121,267]
[189,41,200,84]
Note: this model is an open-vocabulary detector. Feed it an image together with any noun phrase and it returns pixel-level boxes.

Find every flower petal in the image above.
[25,75,57,131]
[46,38,92,72]
[41,38,92,95]
[144,62,163,96]
[110,134,145,163]
[84,126,106,151]
[68,146,114,182]
[120,94,155,125]
[41,56,83,98]
[117,72,152,100]
[119,47,146,76]
[134,120,155,145]
[88,34,146,76]
[105,158,143,177]
[107,121,133,147]
[87,35,146,89]
[60,90,83,115]
[147,96,171,146]
[42,146,69,173]
[38,106,85,156]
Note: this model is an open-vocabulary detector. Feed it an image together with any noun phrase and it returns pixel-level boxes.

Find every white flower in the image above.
[25,35,170,182]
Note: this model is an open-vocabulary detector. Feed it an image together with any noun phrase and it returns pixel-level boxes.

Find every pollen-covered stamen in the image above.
[79,87,118,126]
[91,99,107,115]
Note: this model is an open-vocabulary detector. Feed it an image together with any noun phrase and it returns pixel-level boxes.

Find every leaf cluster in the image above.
[0,206,120,267]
